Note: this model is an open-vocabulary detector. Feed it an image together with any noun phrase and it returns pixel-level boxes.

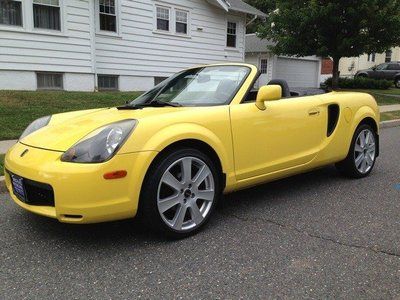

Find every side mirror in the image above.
[255,85,282,110]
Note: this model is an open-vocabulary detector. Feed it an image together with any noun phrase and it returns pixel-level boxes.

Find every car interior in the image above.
[243,78,325,102]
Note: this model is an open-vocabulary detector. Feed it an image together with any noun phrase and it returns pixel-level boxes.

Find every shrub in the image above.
[324,77,393,90]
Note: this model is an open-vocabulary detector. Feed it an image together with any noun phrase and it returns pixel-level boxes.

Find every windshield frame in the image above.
[128,65,252,107]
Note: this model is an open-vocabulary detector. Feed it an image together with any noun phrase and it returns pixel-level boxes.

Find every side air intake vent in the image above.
[327,104,340,137]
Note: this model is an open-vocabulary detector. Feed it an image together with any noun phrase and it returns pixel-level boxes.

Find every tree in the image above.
[255,0,400,89]
[244,0,276,33]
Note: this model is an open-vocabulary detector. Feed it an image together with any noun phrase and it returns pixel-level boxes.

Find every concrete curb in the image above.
[0,176,6,193]
[1,119,400,193]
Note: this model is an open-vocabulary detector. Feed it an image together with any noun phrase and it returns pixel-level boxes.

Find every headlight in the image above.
[20,116,51,140]
[61,120,137,163]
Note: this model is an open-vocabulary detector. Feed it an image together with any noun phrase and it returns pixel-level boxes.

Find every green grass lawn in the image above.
[0,90,142,140]
[380,110,400,122]
[0,154,4,176]
[343,88,400,105]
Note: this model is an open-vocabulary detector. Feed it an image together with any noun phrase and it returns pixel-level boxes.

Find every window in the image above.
[99,0,116,32]
[387,63,400,71]
[156,6,169,31]
[227,21,237,48]
[376,63,388,71]
[175,10,188,34]
[37,72,63,90]
[98,75,118,90]
[367,53,376,62]
[33,0,61,31]
[154,76,168,86]
[0,0,22,26]
[385,50,392,63]
[260,59,268,74]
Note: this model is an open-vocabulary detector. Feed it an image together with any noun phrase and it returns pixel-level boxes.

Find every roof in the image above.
[245,34,275,53]
[206,0,266,17]
[226,0,266,17]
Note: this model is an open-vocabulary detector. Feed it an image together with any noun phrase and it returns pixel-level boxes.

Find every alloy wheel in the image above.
[354,129,376,174]
[157,157,215,232]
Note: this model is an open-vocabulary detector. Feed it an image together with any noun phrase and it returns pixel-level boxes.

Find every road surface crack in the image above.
[219,211,400,258]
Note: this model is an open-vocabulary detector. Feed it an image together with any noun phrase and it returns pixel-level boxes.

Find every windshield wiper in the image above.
[118,100,182,110]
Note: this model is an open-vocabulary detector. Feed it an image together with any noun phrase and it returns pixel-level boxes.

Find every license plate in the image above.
[10,173,26,202]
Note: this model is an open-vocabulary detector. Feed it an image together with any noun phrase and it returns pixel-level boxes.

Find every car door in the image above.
[386,63,400,79]
[230,95,326,180]
[374,63,389,79]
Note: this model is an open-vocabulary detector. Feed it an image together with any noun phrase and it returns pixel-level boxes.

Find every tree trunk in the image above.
[332,57,340,90]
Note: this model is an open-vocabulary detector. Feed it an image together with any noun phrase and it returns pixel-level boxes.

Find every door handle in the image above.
[308,109,320,116]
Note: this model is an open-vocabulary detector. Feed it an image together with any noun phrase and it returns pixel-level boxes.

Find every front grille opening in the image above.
[24,179,55,206]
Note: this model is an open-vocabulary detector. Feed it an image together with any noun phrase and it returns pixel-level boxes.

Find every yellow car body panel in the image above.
[4,63,379,224]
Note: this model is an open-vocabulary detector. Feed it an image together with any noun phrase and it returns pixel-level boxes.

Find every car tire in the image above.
[137,147,221,238]
[335,124,377,178]
[395,78,400,89]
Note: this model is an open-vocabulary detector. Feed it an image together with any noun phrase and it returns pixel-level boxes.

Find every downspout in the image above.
[246,15,257,27]
[90,0,98,91]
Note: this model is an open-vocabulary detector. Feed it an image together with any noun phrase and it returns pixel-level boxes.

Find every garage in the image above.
[276,57,319,88]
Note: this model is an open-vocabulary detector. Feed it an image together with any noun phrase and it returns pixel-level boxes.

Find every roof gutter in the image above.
[206,0,229,11]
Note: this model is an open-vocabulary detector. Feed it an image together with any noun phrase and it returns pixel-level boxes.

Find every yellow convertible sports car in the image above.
[4,63,379,237]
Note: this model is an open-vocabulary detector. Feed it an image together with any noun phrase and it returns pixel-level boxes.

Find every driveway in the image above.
[1,127,400,299]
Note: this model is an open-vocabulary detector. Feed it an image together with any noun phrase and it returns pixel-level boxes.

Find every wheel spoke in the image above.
[359,131,366,148]
[158,194,182,213]
[162,171,182,191]
[365,131,371,145]
[181,157,192,184]
[197,190,214,201]
[193,165,211,187]
[355,153,364,168]
[172,205,187,230]
[368,142,375,150]
[366,153,374,166]
[355,143,363,153]
[361,158,368,173]
[190,204,203,225]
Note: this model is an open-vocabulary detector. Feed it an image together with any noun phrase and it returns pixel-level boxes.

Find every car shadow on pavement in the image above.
[11,165,351,247]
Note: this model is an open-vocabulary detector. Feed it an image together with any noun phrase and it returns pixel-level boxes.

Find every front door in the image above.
[230,96,326,180]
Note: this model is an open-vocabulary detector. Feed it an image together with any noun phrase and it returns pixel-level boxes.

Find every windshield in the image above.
[129,65,250,107]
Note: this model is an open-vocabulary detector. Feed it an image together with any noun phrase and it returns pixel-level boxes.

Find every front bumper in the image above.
[4,142,158,224]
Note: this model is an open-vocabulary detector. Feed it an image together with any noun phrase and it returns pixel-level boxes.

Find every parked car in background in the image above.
[355,62,400,88]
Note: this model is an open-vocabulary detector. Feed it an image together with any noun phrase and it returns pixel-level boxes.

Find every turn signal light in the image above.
[103,170,127,180]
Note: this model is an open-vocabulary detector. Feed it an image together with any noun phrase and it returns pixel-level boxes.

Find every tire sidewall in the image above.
[139,147,221,238]
[395,78,400,88]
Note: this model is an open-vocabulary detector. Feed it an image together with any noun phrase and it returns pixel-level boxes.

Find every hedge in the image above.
[324,77,393,90]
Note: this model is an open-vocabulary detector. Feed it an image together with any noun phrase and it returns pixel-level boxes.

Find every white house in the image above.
[0,0,265,91]
[245,34,332,88]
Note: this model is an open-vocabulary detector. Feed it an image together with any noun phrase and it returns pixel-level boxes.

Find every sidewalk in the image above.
[380,104,400,113]
[0,139,17,155]
[1,104,400,155]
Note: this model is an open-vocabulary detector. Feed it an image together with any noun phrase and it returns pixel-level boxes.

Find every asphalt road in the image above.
[1,127,400,299]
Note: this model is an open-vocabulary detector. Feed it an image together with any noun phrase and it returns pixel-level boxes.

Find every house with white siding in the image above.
[0,0,264,91]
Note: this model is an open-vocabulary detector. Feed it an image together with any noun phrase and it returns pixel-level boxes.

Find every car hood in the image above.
[356,68,373,73]
[20,106,190,152]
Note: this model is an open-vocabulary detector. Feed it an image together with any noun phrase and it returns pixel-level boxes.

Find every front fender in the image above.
[140,123,235,186]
